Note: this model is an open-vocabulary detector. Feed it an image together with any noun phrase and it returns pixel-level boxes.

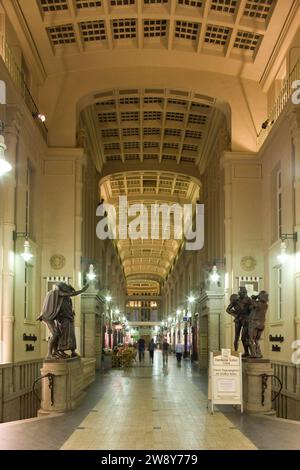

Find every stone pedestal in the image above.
[242,358,274,413]
[81,290,104,370]
[39,357,95,415]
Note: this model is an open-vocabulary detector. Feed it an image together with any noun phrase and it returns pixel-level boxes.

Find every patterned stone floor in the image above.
[0,351,299,450]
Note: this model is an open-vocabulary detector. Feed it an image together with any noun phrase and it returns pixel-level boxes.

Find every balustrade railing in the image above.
[258,57,300,148]
[271,360,300,421]
[0,33,47,140]
[0,359,43,422]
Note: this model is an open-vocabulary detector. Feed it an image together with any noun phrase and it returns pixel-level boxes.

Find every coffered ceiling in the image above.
[82,87,218,168]
[5,0,296,82]
[39,0,274,62]
[100,169,200,285]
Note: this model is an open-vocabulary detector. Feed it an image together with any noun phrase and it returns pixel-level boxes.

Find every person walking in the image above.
[162,338,169,367]
[137,337,145,363]
[176,341,184,364]
[148,338,155,364]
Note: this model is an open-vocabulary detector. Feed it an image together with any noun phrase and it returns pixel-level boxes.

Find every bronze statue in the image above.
[226,287,252,357]
[226,287,269,359]
[247,291,269,358]
[37,282,89,359]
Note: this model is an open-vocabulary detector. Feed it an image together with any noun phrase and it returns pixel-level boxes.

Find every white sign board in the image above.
[208,349,243,414]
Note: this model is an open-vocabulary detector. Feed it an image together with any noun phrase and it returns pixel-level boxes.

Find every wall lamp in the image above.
[210,266,220,283]
[32,112,46,123]
[13,232,33,262]
[208,259,225,283]
[277,233,298,265]
[86,264,96,282]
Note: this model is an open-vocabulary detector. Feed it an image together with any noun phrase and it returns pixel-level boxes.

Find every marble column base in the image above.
[38,357,95,415]
[242,358,274,414]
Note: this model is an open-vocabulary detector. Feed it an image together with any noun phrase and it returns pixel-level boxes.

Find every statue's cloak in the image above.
[38,289,63,322]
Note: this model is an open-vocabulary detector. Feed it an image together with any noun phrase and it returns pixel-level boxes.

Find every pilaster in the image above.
[42,147,85,354]
[290,110,300,341]
[0,115,20,363]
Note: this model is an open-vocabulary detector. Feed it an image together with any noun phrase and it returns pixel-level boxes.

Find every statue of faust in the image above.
[37,283,89,359]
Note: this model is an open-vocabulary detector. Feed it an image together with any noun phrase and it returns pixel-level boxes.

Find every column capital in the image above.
[221,151,259,168]
[46,147,85,162]
[5,106,22,136]
[2,315,15,324]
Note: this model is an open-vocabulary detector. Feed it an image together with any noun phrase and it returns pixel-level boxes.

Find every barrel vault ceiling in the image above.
[100,168,201,288]
[4,0,295,295]
[6,0,294,81]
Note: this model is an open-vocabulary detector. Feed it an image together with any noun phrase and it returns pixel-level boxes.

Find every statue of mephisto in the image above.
[37,283,89,359]
[247,291,269,359]
[226,287,269,359]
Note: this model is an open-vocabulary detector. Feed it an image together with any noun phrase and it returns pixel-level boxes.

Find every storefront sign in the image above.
[23,333,37,342]
[269,334,284,343]
[208,349,243,414]
[272,345,281,352]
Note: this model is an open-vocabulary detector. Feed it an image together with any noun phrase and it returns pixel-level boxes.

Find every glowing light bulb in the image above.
[277,242,288,265]
[21,240,33,263]
[210,265,220,283]
[87,264,96,281]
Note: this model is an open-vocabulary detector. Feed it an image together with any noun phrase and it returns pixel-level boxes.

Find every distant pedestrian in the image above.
[149,338,155,364]
[162,338,169,366]
[175,341,184,364]
[137,337,145,362]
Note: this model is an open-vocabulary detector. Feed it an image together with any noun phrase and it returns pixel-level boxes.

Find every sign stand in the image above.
[208,349,243,415]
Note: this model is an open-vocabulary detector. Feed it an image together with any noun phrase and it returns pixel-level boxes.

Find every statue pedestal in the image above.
[38,357,95,415]
[242,358,274,414]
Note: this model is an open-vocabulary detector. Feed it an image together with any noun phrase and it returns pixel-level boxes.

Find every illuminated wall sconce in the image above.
[277,233,298,265]
[277,241,288,265]
[188,295,195,303]
[21,240,33,263]
[210,265,220,283]
[105,294,112,302]
[86,264,96,282]
[32,112,46,123]
[13,232,33,262]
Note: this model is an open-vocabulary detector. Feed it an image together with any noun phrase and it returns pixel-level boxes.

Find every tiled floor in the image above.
[0,352,300,450]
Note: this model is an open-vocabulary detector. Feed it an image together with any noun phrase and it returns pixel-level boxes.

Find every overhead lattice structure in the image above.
[126,280,161,296]
[38,0,276,60]
[100,170,200,282]
[89,88,216,166]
